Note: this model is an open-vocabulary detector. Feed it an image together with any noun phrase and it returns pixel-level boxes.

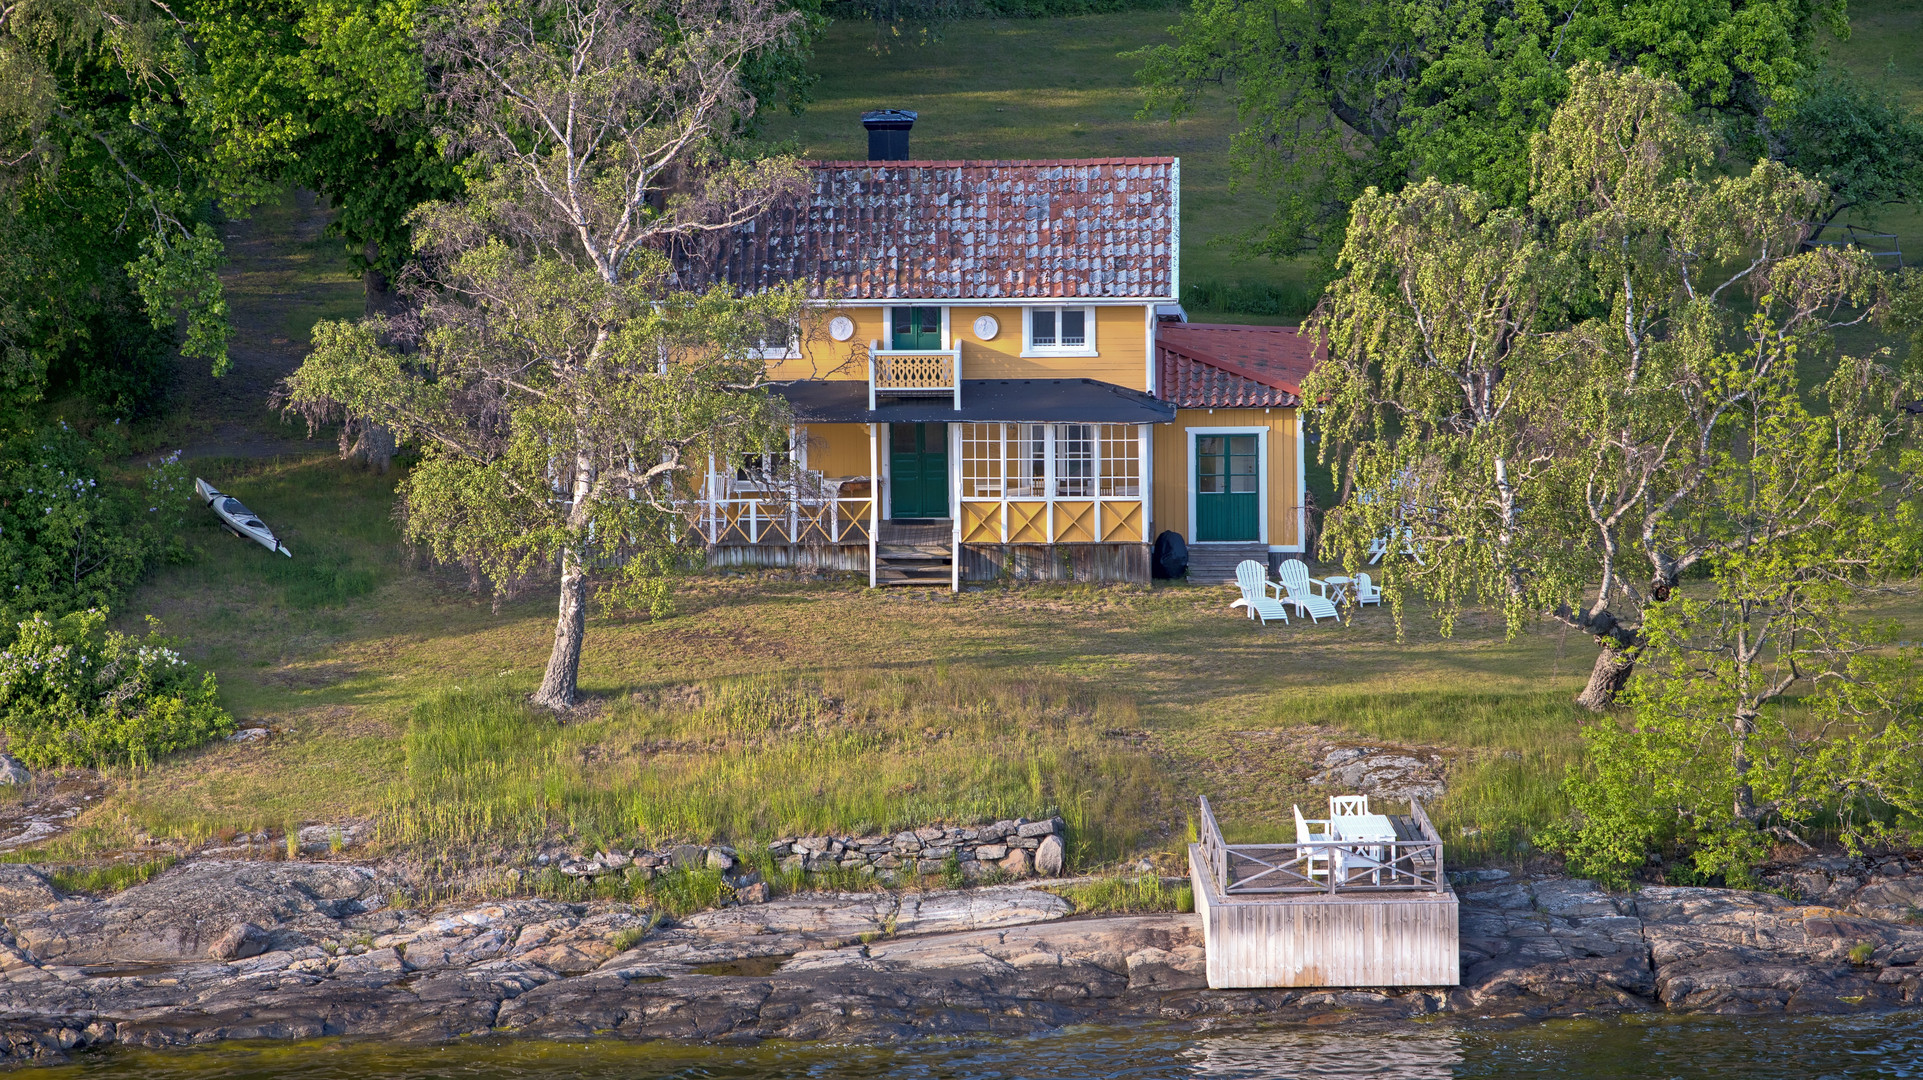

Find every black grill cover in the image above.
[1152,530,1189,580]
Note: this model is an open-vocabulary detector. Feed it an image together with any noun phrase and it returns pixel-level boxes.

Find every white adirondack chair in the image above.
[1353,572,1383,606]
[1293,804,1331,881]
[1276,558,1330,597]
[1229,559,1291,625]
[1329,794,1371,818]
[1281,582,1340,623]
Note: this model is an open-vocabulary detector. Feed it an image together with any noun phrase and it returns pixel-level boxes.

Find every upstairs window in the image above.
[1026,306,1094,354]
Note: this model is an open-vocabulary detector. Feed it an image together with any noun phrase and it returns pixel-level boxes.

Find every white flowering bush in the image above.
[0,608,233,768]
[0,424,193,627]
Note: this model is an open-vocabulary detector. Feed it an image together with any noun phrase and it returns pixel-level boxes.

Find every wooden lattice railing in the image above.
[869,346,960,408]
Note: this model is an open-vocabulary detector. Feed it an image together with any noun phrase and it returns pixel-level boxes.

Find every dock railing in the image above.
[1196,795,1448,896]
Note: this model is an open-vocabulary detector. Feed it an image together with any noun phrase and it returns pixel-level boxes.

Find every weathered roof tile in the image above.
[679,158,1176,300]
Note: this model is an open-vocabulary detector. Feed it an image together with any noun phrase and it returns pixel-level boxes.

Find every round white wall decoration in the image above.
[828,315,855,342]
[972,314,1000,341]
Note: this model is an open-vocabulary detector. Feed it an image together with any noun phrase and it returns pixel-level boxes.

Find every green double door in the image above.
[1196,434,1259,541]
[890,422,949,519]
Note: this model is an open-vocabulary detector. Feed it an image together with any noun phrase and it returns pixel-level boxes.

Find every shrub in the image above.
[0,423,193,626]
[0,608,233,768]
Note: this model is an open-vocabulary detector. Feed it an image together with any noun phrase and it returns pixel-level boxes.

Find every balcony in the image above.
[868,343,961,410]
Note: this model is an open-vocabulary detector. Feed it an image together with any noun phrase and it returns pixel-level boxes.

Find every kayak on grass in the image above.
[194,477,291,558]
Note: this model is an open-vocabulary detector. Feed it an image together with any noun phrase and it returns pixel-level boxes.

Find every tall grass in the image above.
[380,665,1175,867]
[1283,690,1586,865]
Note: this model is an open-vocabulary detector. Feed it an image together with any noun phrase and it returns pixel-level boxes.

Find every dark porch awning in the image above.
[769,378,1176,424]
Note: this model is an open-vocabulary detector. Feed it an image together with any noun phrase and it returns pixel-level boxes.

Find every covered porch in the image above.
[690,377,1173,587]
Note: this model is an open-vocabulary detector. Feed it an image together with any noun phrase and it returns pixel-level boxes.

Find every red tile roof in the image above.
[1156,323,1319,408]
[678,159,1177,300]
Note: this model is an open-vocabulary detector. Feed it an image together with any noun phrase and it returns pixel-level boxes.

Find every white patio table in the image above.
[1332,813,1398,884]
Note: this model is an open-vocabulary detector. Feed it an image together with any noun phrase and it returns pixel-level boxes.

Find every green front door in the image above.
[890,423,950,519]
[891,307,942,350]
[1195,434,1259,541]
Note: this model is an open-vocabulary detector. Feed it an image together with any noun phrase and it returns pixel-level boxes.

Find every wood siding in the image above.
[1152,407,1301,550]
[1189,845,1459,988]
[961,543,1148,583]
[773,307,885,382]
[776,305,1151,390]
[949,305,1148,389]
[800,423,871,479]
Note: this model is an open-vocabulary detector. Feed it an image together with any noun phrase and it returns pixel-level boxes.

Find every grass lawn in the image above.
[752,8,1318,321]
[79,453,1607,876]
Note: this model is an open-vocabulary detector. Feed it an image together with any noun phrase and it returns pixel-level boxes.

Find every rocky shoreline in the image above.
[0,857,1918,1064]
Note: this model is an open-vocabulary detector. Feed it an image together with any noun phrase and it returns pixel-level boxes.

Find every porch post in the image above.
[950,422,962,592]
[1139,424,1151,543]
[1093,424,1104,541]
[867,422,879,588]
[706,453,717,544]
[1043,424,1057,543]
[1000,424,1010,544]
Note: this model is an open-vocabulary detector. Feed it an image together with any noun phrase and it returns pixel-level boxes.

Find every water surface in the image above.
[35,1014,1923,1079]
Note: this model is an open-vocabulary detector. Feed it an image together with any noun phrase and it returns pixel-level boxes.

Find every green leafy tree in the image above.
[1549,448,1923,884]
[1,0,231,392]
[1777,69,1923,240]
[283,0,809,711]
[1307,64,1923,710]
[1135,0,1846,262]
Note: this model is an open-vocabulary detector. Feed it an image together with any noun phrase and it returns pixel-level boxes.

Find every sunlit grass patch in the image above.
[46,855,178,895]
[378,665,1176,868]
[1056,871,1193,913]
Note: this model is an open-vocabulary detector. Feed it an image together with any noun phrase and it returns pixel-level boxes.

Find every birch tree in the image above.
[1308,64,1923,709]
[284,0,808,710]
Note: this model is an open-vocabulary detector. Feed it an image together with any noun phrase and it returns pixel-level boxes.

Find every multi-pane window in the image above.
[1027,306,1092,352]
[1197,435,1259,494]
[1099,424,1140,497]
[1010,423,1048,497]
[956,423,1141,501]
[1054,423,1095,497]
[960,423,1003,498]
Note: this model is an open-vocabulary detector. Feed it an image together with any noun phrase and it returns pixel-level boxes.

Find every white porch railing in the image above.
[868,343,961,410]
[693,492,874,546]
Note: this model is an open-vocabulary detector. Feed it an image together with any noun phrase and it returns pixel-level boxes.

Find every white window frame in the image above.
[1022,305,1097,357]
[1185,426,1269,547]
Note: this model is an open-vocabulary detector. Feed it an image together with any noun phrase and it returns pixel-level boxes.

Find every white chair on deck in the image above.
[1329,794,1370,818]
[1293,804,1331,881]
[1230,559,1291,626]
[1353,572,1383,607]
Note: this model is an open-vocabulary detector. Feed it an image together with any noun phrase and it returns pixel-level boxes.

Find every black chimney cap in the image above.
[861,109,918,130]
[861,109,917,161]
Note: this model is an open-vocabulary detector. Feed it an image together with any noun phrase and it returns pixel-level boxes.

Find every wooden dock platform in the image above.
[1187,797,1459,989]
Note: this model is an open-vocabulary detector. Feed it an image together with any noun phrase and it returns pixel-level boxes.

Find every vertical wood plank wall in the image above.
[1152,409,1301,549]
[799,423,872,478]
[1188,845,1459,988]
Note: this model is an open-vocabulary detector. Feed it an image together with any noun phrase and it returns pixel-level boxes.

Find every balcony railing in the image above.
[868,343,961,410]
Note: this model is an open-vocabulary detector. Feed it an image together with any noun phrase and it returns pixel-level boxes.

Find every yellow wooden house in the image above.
[681,112,1315,587]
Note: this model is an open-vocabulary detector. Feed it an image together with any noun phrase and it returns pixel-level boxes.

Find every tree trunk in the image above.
[532,552,588,711]
[1575,642,1636,711]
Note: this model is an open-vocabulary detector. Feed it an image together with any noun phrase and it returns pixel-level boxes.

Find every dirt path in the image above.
[167,189,364,460]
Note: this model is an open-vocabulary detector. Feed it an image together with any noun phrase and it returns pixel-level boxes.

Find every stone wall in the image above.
[552,816,1069,888]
